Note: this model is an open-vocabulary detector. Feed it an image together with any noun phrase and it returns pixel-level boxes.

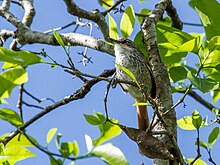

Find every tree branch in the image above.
[166,0,183,30]
[0,68,115,146]
[141,0,184,164]
[102,0,126,16]
[177,90,219,112]
[63,0,109,40]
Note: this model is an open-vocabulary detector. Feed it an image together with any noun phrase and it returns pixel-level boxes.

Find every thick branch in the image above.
[63,0,109,40]
[141,0,184,164]
[0,3,114,55]
[0,68,115,146]
[166,1,183,30]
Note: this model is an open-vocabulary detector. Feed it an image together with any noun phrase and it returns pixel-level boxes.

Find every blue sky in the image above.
[0,0,219,165]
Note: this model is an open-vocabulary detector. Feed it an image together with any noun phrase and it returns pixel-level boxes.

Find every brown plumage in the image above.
[113,38,156,131]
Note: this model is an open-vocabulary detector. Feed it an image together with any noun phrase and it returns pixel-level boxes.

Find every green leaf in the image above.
[47,128,57,144]
[196,140,208,150]
[189,0,220,40]
[85,134,93,151]
[177,116,196,130]
[93,143,129,165]
[108,14,119,40]
[0,47,43,68]
[177,35,202,54]
[202,50,220,87]
[0,108,23,127]
[133,102,148,106]
[50,156,63,165]
[0,146,35,164]
[206,36,220,53]
[187,72,216,93]
[211,88,220,103]
[52,30,65,48]
[98,0,114,9]
[215,63,220,72]
[134,31,148,56]
[115,63,141,89]
[55,133,62,149]
[93,112,121,146]
[169,66,187,82]
[0,68,28,99]
[84,114,101,125]
[187,158,207,165]
[59,142,74,158]
[137,8,151,24]
[212,108,220,116]
[208,127,219,149]
[0,133,37,147]
[72,141,79,157]
[192,110,202,129]
[157,23,194,64]
[120,4,135,38]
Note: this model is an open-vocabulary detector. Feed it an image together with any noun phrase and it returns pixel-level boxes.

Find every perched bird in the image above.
[113,38,156,131]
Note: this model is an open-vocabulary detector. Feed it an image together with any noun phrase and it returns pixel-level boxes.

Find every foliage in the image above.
[0,0,220,164]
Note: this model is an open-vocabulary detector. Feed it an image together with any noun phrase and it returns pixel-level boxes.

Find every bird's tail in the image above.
[137,105,150,131]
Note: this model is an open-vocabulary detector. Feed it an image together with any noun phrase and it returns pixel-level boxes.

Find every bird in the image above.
[113,38,156,131]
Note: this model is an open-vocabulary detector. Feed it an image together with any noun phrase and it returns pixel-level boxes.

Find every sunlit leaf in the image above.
[116,63,141,89]
[177,116,196,130]
[98,0,114,9]
[93,112,121,146]
[0,146,35,164]
[133,102,148,106]
[0,108,23,127]
[0,68,28,99]
[190,0,220,40]
[47,128,57,144]
[93,143,129,165]
[0,47,43,68]
[108,14,119,39]
[85,134,93,151]
[187,158,207,165]
[208,127,219,149]
[72,141,79,157]
[0,133,37,147]
[211,88,220,103]
[212,108,220,116]
[52,30,65,48]
[120,5,135,38]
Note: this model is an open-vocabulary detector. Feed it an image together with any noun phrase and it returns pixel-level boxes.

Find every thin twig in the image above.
[102,0,126,16]
[177,90,219,112]
[22,132,70,161]
[17,84,24,121]
[23,101,44,110]
[0,68,115,146]
[104,73,116,121]
[23,88,55,103]
[44,21,77,34]
[190,129,201,165]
